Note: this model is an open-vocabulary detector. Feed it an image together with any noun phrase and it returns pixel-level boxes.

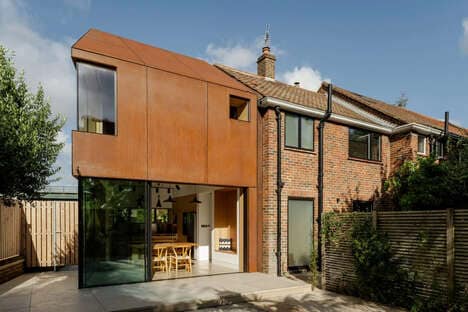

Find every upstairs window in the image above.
[229,95,249,121]
[349,128,380,161]
[77,62,116,135]
[285,113,314,150]
[417,135,426,154]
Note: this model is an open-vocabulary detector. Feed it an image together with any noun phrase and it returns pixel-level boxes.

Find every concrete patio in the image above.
[0,269,402,312]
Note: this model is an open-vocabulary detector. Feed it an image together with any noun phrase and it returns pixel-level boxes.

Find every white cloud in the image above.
[0,0,76,186]
[461,18,468,54]
[205,43,257,70]
[279,66,327,91]
[205,36,284,71]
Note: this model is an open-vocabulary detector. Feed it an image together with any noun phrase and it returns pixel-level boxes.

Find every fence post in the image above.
[447,208,455,305]
[372,209,378,229]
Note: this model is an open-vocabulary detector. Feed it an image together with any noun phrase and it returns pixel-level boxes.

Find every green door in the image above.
[288,199,314,269]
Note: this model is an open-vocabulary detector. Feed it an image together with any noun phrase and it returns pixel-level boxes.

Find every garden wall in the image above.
[323,209,468,302]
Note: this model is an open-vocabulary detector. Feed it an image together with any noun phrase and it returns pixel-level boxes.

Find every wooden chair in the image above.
[168,244,192,272]
[152,245,168,274]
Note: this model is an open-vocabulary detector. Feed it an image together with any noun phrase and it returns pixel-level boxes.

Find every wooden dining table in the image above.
[152,242,198,273]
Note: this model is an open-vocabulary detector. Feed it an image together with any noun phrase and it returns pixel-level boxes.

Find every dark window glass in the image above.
[301,117,314,150]
[417,135,426,154]
[285,113,314,150]
[285,114,299,148]
[288,199,314,269]
[78,62,116,134]
[431,140,444,158]
[352,200,373,212]
[349,128,380,161]
[81,178,146,287]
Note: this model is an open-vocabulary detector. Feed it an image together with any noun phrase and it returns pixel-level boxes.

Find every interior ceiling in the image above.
[151,182,230,198]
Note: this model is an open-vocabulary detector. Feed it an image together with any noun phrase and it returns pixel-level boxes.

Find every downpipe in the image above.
[275,106,284,276]
[317,83,333,272]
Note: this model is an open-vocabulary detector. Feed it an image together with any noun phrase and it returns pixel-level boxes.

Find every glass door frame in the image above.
[287,197,315,271]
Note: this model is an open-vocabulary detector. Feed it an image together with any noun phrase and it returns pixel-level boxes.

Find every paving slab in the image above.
[0,271,403,312]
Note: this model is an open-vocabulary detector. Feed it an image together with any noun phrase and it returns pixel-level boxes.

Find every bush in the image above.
[349,217,416,308]
[385,138,468,210]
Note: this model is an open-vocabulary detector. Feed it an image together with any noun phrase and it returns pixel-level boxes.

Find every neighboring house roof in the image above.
[321,82,467,137]
[72,29,253,93]
[215,64,379,125]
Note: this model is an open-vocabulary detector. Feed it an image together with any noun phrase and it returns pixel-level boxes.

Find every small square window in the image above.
[229,95,249,121]
[417,135,426,154]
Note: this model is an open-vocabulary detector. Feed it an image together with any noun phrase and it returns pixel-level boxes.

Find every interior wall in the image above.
[214,189,238,252]
[172,195,196,242]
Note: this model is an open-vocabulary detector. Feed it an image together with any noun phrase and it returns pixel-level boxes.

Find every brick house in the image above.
[218,43,467,274]
[71,29,467,287]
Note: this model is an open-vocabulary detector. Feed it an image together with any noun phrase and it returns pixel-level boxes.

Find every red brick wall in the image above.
[261,108,391,273]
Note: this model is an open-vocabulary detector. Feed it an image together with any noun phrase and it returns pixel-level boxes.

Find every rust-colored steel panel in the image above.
[73,29,144,65]
[72,51,148,180]
[123,38,201,79]
[73,29,252,93]
[172,53,252,92]
[207,84,257,187]
[247,187,259,272]
[147,68,208,184]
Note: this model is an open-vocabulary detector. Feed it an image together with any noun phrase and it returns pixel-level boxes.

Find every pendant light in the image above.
[163,188,176,203]
[189,185,202,204]
[155,187,162,208]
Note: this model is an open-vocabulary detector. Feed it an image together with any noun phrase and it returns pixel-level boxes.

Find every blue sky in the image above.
[1,0,468,186]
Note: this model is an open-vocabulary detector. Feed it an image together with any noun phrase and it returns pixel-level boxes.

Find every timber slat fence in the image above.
[0,201,21,260]
[0,200,78,268]
[323,209,468,302]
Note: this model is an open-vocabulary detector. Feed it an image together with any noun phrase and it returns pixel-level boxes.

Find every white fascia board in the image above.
[392,123,443,136]
[259,96,393,134]
[259,96,446,137]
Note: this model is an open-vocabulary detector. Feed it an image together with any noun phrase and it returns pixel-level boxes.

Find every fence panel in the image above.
[0,201,21,260]
[22,200,78,268]
[455,210,468,298]
[324,209,468,302]
[378,210,447,298]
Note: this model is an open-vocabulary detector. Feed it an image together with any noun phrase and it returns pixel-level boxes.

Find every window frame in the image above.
[431,140,444,158]
[284,112,315,151]
[76,61,118,136]
[229,95,250,122]
[348,127,381,161]
[417,135,426,155]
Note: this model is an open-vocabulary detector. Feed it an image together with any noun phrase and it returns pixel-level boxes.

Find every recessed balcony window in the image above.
[229,95,249,121]
[77,62,116,135]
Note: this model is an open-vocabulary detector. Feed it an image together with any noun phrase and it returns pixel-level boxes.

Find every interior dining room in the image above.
[150,182,244,280]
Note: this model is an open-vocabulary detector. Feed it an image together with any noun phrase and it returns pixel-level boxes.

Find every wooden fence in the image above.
[0,199,78,268]
[0,201,21,260]
[22,200,78,268]
[323,209,468,302]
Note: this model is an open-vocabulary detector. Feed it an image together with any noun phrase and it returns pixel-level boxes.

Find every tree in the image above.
[0,46,64,202]
[385,137,468,210]
[395,92,408,107]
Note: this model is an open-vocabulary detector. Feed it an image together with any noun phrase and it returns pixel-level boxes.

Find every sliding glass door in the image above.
[80,178,147,287]
[288,198,314,269]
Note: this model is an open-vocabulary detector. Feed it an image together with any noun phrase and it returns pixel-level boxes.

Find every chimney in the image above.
[257,25,276,79]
